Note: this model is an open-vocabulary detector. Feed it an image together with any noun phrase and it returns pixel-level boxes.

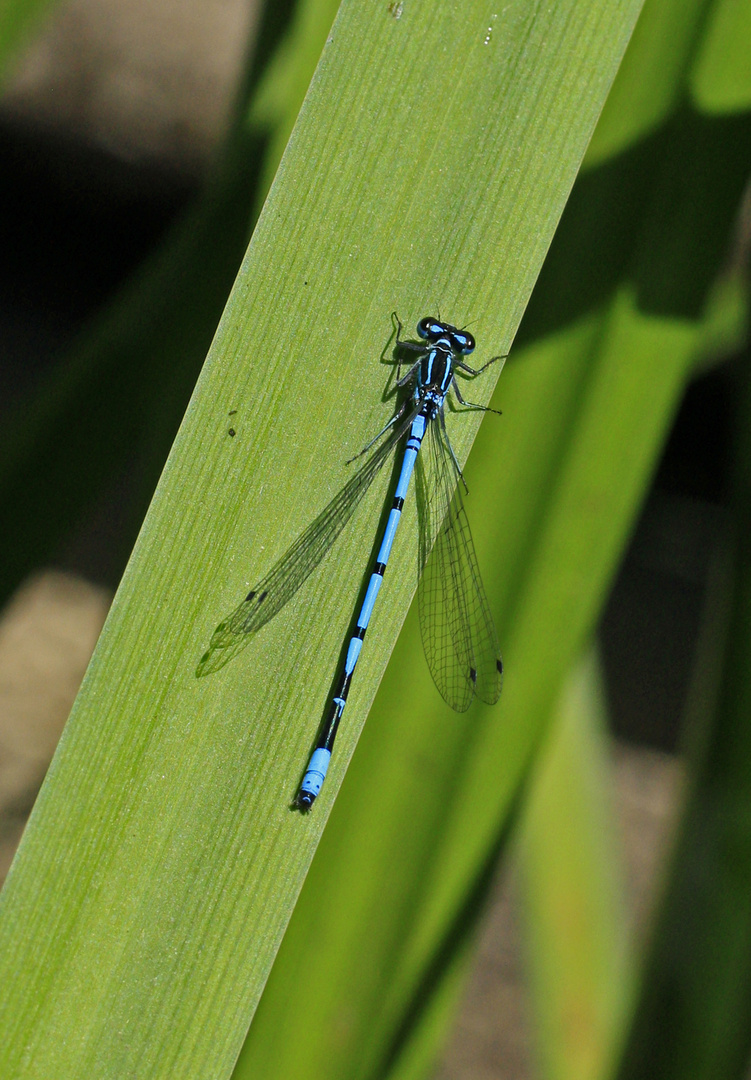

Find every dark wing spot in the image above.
[258,591,268,603]
[469,667,477,684]
[497,658,503,675]
[245,590,255,602]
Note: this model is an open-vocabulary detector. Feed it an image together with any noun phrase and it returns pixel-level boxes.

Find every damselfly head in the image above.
[416,317,475,355]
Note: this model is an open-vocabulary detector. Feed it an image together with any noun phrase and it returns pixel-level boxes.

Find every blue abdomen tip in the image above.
[299,747,331,804]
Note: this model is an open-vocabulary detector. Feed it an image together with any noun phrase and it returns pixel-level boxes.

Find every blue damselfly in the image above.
[198,316,506,808]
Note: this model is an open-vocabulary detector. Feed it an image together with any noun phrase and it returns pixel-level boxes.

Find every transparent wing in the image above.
[197,403,420,676]
[416,415,502,711]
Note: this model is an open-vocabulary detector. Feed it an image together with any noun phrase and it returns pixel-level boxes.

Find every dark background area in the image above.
[0,114,195,406]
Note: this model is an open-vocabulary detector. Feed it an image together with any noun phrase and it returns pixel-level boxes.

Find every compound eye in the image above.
[416,317,434,339]
[458,331,475,354]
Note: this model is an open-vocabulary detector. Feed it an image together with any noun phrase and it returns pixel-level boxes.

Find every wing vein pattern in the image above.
[197,404,419,676]
[417,419,502,711]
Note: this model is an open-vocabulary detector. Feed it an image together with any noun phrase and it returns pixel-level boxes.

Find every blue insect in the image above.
[197,315,506,809]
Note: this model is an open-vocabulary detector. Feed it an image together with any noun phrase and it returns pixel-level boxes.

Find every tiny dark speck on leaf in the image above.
[228,428,236,437]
